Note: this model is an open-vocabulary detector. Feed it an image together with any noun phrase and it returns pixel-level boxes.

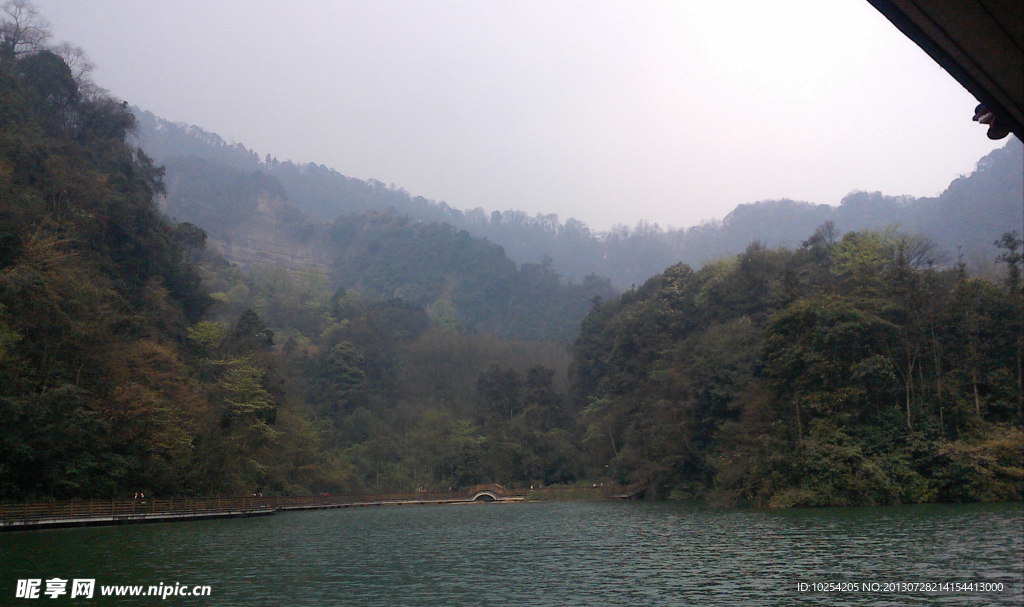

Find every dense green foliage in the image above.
[0,31,581,499]
[3,3,1021,507]
[198,260,583,491]
[0,44,213,497]
[571,227,1024,506]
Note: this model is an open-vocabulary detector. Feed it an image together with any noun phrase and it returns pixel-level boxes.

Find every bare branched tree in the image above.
[51,40,105,99]
[0,0,50,59]
[51,41,92,81]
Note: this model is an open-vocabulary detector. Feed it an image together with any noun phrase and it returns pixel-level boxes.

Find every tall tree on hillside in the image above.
[994,231,1024,415]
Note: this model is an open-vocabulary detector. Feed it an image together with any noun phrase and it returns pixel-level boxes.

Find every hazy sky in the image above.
[36,0,1004,231]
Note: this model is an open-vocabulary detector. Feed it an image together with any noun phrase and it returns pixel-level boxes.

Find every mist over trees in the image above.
[154,153,615,343]
[142,112,616,344]
[0,7,586,499]
[135,109,1021,290]
[2,1,1021,506]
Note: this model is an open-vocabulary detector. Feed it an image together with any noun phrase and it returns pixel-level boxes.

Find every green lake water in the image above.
[2,500,1021,606]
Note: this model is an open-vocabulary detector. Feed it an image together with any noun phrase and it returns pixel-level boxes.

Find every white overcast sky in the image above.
[36,0,1004,231]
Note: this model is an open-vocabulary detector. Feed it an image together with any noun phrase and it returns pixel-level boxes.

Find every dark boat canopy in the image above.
[867,0,1023,140]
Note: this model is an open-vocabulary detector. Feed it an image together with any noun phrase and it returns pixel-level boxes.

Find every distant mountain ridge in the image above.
[134,109,1022,289]
[139,112,614,342]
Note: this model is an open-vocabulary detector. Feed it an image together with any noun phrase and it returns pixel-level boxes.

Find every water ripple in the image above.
[2,501,1020,606]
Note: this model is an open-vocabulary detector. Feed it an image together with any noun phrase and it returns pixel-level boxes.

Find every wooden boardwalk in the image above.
[277,497,525,511]
[0,497,278,531]
[1,507,276,530]
[0,486,527,531]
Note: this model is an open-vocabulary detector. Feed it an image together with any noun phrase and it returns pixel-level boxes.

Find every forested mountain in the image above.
[0,43,224,496]
[199,261,584,492]
[0,17,585,499]
[571,227,1023,506]
[156,149,614,342]
[326,213,613,342]
[135,109,1022,289]
[3,1,1020,507]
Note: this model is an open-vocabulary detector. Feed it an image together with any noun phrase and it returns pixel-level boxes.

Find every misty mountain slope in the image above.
[0,40,593,498]
[147,126,615,342]
[160,156,331,273]
[133,110,648,284]
[698,139,1021,265]
[908,141,1022,253]
[135,109,1022,288]
[328,213,615,342]
[135,109,461,224]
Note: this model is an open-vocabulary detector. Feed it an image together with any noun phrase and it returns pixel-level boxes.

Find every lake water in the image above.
[2,500,1021,606]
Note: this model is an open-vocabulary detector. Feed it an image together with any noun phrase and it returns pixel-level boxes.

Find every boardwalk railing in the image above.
[0,489,524,525]
[0,497,274,524]
[268,491,463,508]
